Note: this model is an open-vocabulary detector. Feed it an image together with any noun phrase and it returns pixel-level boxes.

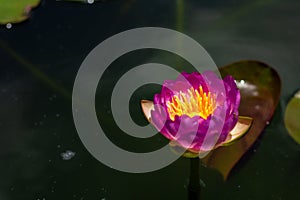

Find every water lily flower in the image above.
[141,71,252,157]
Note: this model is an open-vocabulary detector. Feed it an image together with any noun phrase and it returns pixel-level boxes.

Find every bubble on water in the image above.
[56,113,60,118]
[60,150,76,160]
[6,23,12,29]
[57,145,61,149]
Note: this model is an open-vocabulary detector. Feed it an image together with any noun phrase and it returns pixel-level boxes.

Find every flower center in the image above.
[166,86,216,121]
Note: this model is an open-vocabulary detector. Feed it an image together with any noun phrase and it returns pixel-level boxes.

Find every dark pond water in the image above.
[0,0,300,199]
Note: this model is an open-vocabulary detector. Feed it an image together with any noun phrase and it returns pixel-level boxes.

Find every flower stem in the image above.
[188,158,201,200]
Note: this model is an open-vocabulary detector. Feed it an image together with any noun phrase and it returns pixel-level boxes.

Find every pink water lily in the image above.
[141,71,252,156]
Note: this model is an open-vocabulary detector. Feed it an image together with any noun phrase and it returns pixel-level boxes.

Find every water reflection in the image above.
[188,158,201,200]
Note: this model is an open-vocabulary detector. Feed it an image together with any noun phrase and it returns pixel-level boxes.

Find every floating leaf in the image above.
[0,0,41,25]
[202,60,281,180]
[284,90,300,144]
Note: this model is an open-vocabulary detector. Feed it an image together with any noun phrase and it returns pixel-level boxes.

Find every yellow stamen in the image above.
[166,86,216,121]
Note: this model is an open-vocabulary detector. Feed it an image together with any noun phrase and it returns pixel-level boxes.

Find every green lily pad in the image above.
[202,60,281,180]
[284,90,300,144]
[0,0,40,25]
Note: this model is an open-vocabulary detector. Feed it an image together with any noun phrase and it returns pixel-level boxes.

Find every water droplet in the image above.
[199,179,206,188]
[6,23,12,29]
[57,145,61,149]
[60,150,76,160]
[56,113,60,117]
[295,90,300,98]
[100,187,107,196]
[237,185,241,188]
[87,0,94,4]
[266,121,270,125]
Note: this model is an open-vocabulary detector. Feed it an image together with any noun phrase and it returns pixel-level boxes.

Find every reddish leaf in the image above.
[202,60,281,180]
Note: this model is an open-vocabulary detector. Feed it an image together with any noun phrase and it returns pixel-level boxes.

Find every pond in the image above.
[0,0,299,199]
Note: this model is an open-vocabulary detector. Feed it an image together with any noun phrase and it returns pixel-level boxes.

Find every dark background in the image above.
[0,0,299,199]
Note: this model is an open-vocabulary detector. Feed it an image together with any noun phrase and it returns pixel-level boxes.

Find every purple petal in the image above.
[150,71,241,153]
